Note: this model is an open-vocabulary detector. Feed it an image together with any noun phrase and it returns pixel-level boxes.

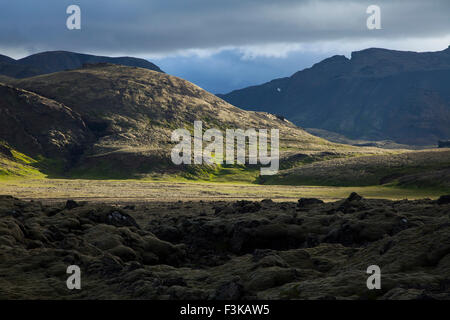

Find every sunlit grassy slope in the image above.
[1,142,449,200]
[261,149,450,190]
[0,148,45,180]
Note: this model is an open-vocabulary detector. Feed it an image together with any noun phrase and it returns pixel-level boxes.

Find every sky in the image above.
[0,0,449,93]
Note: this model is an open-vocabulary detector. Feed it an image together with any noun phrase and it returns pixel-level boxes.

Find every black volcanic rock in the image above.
[218,47,450,145]
[64,200,80,210]
[437,195,450,205]
[0,196,449,299]
[297,198,324,207]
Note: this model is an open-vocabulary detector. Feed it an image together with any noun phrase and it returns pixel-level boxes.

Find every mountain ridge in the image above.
[0,50,163,79]
[218,46,450,145]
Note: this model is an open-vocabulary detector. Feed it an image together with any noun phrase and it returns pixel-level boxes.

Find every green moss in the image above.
[0,144,66,180]
[0,155,46,180]
[174,163,261,184]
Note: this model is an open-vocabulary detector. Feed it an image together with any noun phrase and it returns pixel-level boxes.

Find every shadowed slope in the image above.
[219,47,450,145]
[0,83,93,160]
[0,51,163,79]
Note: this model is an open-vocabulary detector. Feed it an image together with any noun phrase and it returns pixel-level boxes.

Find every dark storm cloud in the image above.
[0,0,449,57]
[154,49,331,93]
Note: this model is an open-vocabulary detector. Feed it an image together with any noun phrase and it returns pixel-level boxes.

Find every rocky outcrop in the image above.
[1,194,449,300]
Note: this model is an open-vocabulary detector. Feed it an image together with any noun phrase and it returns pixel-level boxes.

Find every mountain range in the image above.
[218,46,450,145]
[1,62,378,180]
[0,49,449,187]
[0,51,162,78]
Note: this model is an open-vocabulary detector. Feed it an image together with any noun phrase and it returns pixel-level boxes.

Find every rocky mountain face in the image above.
[2,63,359,178]
[218,47,450,145]
[0,51,163,79]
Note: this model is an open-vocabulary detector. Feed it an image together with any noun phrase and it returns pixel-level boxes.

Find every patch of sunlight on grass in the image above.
[0,178,447,202]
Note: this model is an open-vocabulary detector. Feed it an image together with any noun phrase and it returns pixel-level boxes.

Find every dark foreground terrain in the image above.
[0,194,449,300]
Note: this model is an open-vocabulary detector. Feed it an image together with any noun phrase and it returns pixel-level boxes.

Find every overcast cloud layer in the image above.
[1,0,449,92]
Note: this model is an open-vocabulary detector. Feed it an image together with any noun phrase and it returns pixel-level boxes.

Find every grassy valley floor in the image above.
[0,178,448,203]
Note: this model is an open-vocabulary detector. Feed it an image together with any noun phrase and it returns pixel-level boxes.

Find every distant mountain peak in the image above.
[220,47,450,145]
[351,47,400,56]
[315,54,349,65]
[0,54,16,64]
